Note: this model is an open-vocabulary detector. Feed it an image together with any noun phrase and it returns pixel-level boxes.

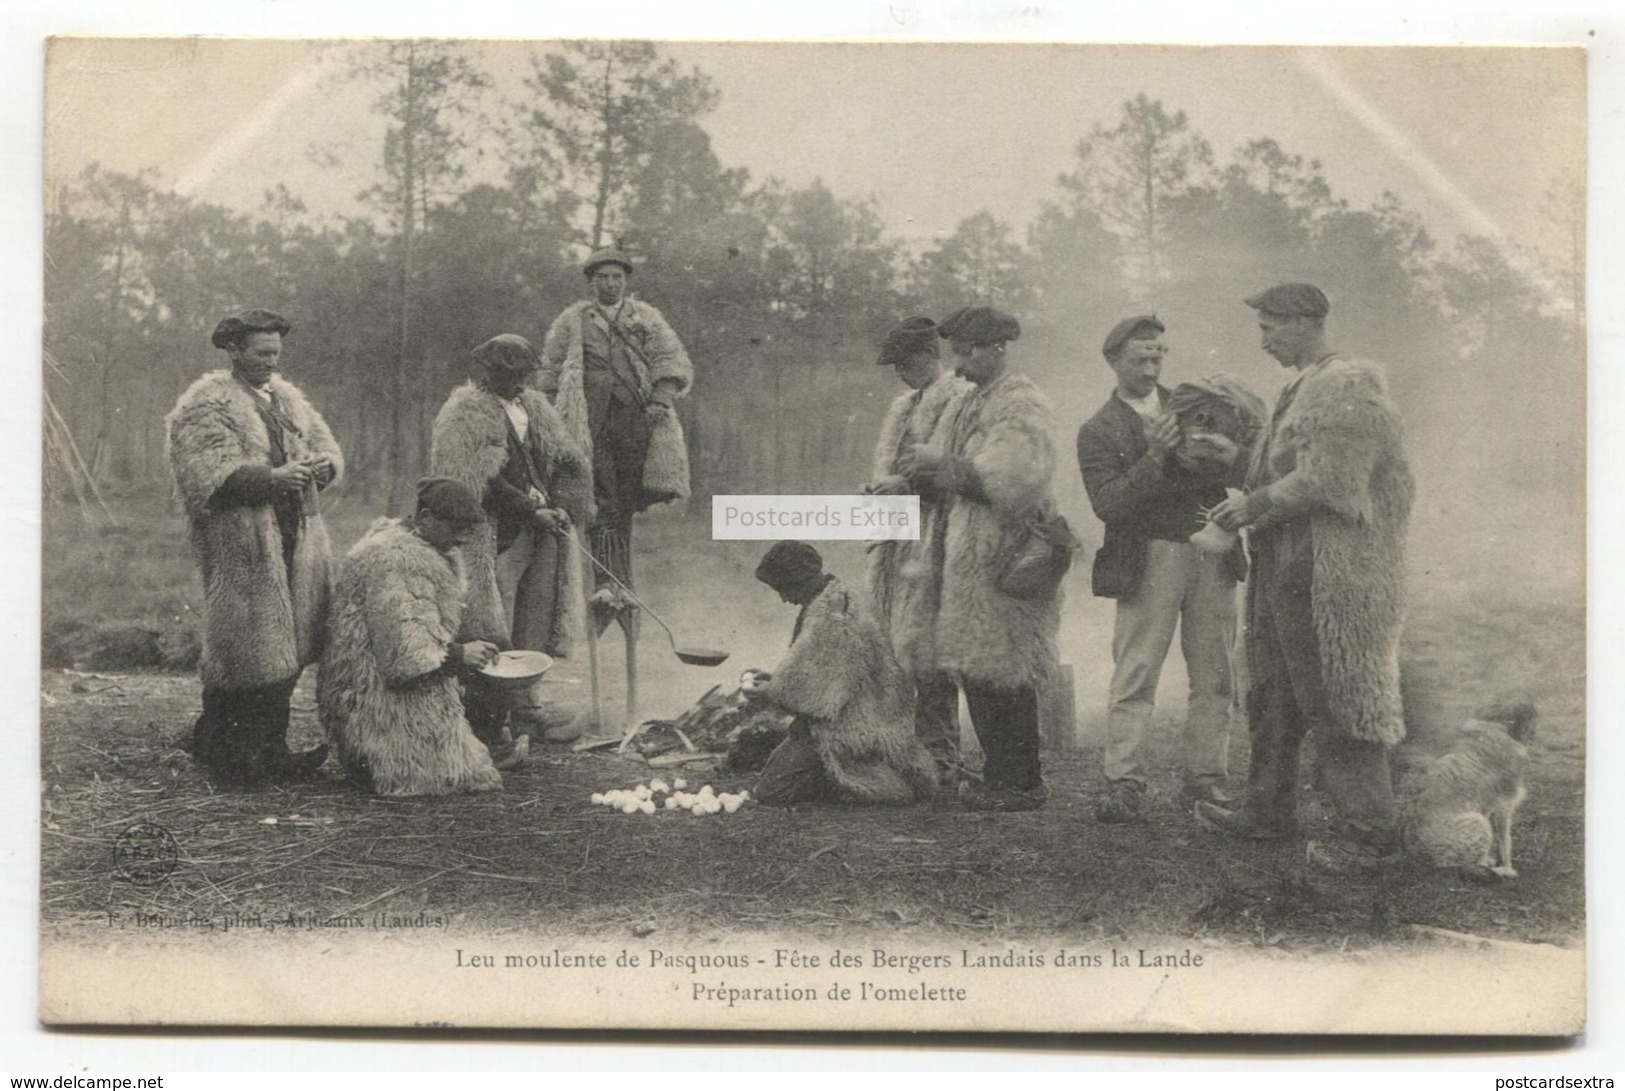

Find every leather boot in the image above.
[257,682,328,784]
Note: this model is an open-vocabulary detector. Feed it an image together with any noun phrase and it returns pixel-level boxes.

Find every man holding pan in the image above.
[430,334,595,750]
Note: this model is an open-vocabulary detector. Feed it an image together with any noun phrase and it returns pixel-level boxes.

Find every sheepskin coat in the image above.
[765,577,937,804]
[318,519,501,797]
[864,374,969,652]
[429,382,594,652]
[165,370,342,692]
[539,296,693,504]
[1246,355,1414,747]
[902,371,1061,690]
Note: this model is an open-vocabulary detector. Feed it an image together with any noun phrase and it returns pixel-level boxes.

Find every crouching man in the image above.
[747,541,937,806]
[318,479,505,797]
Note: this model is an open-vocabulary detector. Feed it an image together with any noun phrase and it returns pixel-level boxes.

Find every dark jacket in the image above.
[1076,388,1238,599]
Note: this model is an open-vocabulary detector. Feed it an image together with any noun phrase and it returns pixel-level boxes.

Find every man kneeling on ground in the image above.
[747,541,937,806]
[317,478,506,796]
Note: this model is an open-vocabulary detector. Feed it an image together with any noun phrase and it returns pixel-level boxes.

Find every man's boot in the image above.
[256,682,328,784]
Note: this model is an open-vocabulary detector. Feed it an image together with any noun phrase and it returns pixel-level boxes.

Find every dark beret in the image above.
[940,305,1020,345]
[472,334,540,373]
[211,308,291,349]
[1101,314,1166,361]
[877,316,940,366]
[583,247,634,278]
[1244,283,1330,318]
[415,477,487,525]
[754,540,824,592]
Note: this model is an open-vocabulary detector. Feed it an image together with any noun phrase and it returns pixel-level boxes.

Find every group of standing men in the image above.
[166,246,691,794]
[857,284,1414,866]
[166,256,1415,867]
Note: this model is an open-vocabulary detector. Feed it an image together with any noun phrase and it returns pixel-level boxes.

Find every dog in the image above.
[1399,697,1537,879]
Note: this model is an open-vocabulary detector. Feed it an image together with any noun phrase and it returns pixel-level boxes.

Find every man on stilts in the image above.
[540,247,694,728]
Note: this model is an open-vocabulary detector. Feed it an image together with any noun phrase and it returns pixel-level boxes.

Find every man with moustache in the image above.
[898,306,1062,811]
[1077,316,1252,824]
[863,316,970,786]
[1199,284,1414,873]
[165,308,340,787]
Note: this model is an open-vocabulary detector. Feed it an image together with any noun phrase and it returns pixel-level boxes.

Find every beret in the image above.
[1244,282,1330,318]
[754,540,824,592]
[877,316,940,366]
[211,308,291,349]
[472,333,540,373]
[1101,314,1166,361]
[415,477,487,525]
[583,247,634,278]
[939,305,1020,345]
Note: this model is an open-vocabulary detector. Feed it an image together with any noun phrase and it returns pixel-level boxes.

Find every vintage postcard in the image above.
[37,38,1586,1033]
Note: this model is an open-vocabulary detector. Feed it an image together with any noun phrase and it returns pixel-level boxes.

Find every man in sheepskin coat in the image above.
[429,335,594,746]
[863,317,970,785]
[1202,284,1415,872]
[538,247,692,628]
[896,306,1062,812]
[318,479,504,797]
[748,541,937,806]
[165,308,340,787]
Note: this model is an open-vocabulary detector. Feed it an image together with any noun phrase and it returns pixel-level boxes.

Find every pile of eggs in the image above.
[590,777,751,817]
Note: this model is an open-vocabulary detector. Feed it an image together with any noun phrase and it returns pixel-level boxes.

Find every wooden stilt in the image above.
[622,608,640,733]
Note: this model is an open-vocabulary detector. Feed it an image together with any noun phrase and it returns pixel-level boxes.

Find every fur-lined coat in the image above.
[318,519,501,797]
[900,372,1061,690]
[165,371,342,691]
[764,577,937,804]
[429,382,594,652]
[1246,355,1414,746]
[539,297,693,504]
[864,374,968,655]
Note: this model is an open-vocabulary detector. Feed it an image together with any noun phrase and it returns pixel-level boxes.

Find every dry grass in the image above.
[39,492,1585,950]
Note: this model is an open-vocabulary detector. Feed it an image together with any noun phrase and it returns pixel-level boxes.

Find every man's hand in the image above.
[1146,413,1182,460]
[864,474,911,496]
[458,640,500,670]
[270,463,315,493]
[534,507,571,536]
[897,443,944,480]
[644,400,672,423]
[1208,493,1255,531]
[1175,433,1241,472]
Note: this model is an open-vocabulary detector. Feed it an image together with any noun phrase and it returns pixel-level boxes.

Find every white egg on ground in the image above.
[673,778,688,790]
[723,798,742,814]
[650,778,669,793]
[640,800,657,815]
[635,785,652,800]
[590,793,605,805]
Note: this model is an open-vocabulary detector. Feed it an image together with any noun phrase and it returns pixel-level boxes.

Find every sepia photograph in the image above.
[33,34,1587,1035]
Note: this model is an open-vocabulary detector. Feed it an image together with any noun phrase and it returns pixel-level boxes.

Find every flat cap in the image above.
[754,540,824,592]
[1101,314,1165,361]
[582,247,634,278]
[877,316,940,366]
[1244,282,1330,318]
[472,334,540,373]
[415,477,487,525]
[938,305,1020,345]
[211,308,291,349]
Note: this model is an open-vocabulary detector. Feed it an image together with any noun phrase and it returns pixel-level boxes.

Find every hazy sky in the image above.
[45,39,1583,262]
